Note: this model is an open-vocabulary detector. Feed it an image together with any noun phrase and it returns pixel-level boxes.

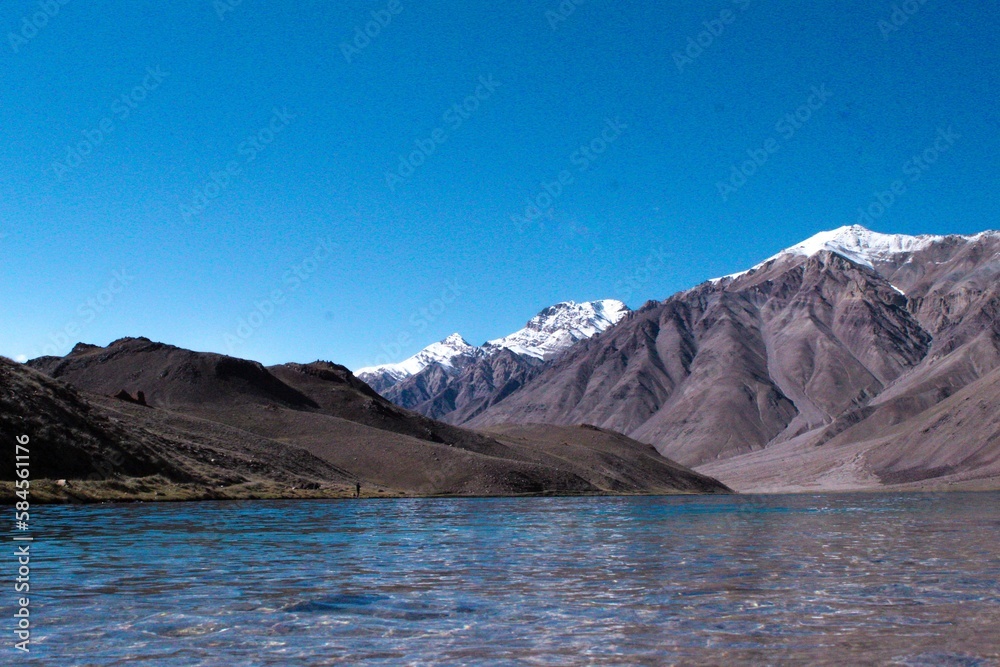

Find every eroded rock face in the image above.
[469,227,1000,489]
[387,348,545,423]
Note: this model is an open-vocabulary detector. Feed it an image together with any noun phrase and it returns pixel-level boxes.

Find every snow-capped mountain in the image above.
[355,333,476,393]
[716,225,1000,283]
[777,225,940,268]
[470,224,1000,492]
[356,299,630,401]
[482,299,630,360]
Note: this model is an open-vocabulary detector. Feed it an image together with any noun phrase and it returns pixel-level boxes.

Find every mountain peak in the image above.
[441,332,470,347]
[713,225,1000,284]
[781,225,941,269]
[355,333,475,383]
[356,300,630,388]
[485,299,630,359]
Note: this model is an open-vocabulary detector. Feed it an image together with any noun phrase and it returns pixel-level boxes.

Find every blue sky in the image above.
[2,0,998,368]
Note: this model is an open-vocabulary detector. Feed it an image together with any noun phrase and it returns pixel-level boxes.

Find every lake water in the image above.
[26,493,1000,665]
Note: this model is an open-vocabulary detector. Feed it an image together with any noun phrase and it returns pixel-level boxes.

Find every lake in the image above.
[26,493,1000,665]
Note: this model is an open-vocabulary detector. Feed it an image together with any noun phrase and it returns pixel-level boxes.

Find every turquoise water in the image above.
[25,493,1000,665]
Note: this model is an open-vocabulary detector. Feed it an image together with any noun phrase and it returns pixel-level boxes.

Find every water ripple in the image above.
[25,492,1000,665]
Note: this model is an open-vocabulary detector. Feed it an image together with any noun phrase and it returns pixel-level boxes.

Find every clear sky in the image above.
[2,0,998,368]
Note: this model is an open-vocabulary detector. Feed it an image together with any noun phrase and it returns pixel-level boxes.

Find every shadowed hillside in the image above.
[10,339,730,501]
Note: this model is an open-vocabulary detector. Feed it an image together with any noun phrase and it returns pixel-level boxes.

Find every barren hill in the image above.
[9,339,729,501]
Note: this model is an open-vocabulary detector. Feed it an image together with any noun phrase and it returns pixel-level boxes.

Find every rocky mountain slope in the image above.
[468,226,1000,491]
[393,348,546,424]
[10,338,729,501]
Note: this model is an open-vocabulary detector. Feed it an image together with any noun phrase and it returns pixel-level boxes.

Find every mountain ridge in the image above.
[356,299,629,380]
[357,299,630,420]
[460,225,1000,491]
[12,224,1000,495]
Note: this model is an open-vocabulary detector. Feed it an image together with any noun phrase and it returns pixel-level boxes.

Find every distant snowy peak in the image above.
[410,333,476,370]
[356,333,475,382]
[714,225,999,283]
[483,299,630,360]
[779,225,941,269]
[355,300,630,386]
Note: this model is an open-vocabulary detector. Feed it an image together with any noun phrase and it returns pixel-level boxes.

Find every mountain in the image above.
[0,353,357,502]
[714,224,950,282]
[11,338,729,501]
[356,333,476,394]
[480,299,631,359]
[356,300,628,392]
[468,225,1000,492]
[389,347,547,423]
[359,299,630,422]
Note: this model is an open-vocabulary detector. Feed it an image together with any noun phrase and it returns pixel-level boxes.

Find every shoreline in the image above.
[0,476,730,505]
[3,477,997,505]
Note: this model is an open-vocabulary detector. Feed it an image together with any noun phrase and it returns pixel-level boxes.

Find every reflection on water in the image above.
[28,493,1000,665]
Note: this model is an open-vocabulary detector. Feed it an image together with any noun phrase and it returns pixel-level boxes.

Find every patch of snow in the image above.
[355,300,630,382]
[778,225,941,269]
[709,225,997,284]
[483,299,630,360]
[356,333,475,381]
